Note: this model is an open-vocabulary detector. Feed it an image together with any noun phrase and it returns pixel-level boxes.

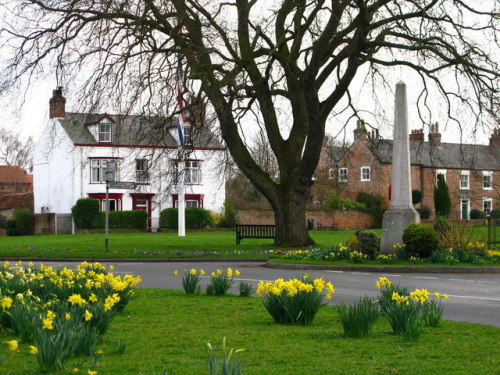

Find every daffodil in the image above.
[6,339,18,351]
[29,345,38,354]
[0,296,13,309]
[84,309,93,321]
[42,317,54,330]
[173,270,179,276]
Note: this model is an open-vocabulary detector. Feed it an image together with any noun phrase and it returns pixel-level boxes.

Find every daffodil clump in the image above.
[377,254,396,264]
[206,268,240,296]
[375,277,450,338]
[0,261,140,372]
[256,275,335,325]
[174,268,205,294]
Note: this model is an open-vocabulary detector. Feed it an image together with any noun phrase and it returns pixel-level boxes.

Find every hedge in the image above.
[160,207,212,229]
[72,199,100,229]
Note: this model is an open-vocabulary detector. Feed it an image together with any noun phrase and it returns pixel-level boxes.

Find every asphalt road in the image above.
[38,260,500,328]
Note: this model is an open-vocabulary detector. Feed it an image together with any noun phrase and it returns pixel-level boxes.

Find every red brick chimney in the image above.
[353,119,368,142]
[490,128,500,148]
[409,129,424,142]
[428,122,441,147]
[49,87,66,119]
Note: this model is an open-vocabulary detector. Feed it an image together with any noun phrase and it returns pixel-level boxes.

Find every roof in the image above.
[330,139,500,171]
[0,166,33,183]
[0,193,33,210]
[59,113,224,149]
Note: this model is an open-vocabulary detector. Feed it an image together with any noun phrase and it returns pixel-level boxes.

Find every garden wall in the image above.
[236,209,376,230]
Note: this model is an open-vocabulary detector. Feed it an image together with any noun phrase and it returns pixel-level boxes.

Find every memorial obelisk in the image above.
[380,81,420,252]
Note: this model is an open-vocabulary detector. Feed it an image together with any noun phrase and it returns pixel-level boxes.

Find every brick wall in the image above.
[236,209,376,230]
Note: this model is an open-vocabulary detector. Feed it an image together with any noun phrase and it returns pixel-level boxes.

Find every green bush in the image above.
[218,202,238,228]
[72,198,100,229]
[416,207,430,219]
[355,192,387,226]
[434,174,451,218]
[160,207,212,229]
[160,208,178,229]
[490,209,500,218]
[470,209,486,220]
[12,208,34,235]
[5,219,18,236]
[338,297,379,338]
[402,223,441,258]
[326,192,367,211]
[354,230,380,259]
[90,210,147,229]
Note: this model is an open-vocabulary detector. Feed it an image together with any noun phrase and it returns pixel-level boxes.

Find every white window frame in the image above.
[360,166,371,182]
[185,160,202,184]
[483,171,493,190]
[338,168,348,182]
[99,122,112,143]
[459,170,470,190]
[135,159,150,183]
[436,169,447,185]
[90,159,118,183]
[328,168,334,180]
[483,198,493,215]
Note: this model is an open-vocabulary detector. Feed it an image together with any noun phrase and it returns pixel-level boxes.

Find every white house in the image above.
[33,88,226,231]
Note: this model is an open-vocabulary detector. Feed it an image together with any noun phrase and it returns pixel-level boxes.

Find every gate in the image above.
[487,216,499,249]
[55,214,73,234]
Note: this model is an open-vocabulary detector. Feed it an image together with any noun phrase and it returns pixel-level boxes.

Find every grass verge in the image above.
[1,289,498,375]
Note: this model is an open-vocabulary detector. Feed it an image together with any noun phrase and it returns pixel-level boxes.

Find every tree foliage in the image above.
[1,0,498,245]
[0,129,33,172]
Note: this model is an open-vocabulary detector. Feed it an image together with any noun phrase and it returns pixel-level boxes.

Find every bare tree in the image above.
[0,129,33,172]
[1,1,498,245]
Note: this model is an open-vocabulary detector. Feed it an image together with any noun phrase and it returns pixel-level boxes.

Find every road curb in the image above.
[2,257,500,273]
[265,262,500,273]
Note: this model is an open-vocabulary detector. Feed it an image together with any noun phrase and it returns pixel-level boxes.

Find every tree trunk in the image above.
[272,182,314,247]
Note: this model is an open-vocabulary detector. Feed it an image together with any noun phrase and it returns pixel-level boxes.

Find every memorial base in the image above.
[380,208,420,253]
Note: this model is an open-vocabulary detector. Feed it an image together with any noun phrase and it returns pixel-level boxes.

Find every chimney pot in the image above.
[490,128,500,148]
[409,128,424,142]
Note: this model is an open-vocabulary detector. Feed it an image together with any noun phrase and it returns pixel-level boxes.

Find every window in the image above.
[90,159,118,183]
[338,168,348,182]
[186,200,199,208]
[136,159,149,183]
[483,198,493,215]
[360,166,370,181]
[173,160,202,184]
[172,194,204,208]
[436,169,447,185]
[88,193,123,211]
[483,171,493,190]
[184,126,192,145]
[460,171,470,190]
[99,123,112,143]
[328,169,334,180]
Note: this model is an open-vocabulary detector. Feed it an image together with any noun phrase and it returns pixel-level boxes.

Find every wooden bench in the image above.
[317,223,339,230]
[236,224,276,244]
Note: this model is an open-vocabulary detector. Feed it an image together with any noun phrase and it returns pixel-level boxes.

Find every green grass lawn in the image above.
[1,289,498,375]
[0,230,362,259]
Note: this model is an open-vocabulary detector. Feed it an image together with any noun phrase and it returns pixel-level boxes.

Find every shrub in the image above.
[13,208,34,235]
[354,230,380,259]
[355,192,388,226]
[160,207,212,229]
[416,207,430,219]
[434,174,451,218]
[256,275,335,325]
[72,198,100,229]
[5,219,18,236]
[403,223,440,258]
[490,209,500,218]
[109,210,147,229]
[160,208,178,229]
[470,209,486,220]
[345,235,360,251]
[186,207,212,229]
[338,297,379,338]
[217,202,238,228]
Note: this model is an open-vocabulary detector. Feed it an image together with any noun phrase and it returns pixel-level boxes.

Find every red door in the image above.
[131,194,155,232]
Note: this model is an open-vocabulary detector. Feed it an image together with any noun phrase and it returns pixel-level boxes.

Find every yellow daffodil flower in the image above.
[6,339,18,351]
[29,345,38,354]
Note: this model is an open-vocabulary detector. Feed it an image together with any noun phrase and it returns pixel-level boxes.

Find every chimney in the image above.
[49,87,66,119]
[353,119,368,141]
[409,129,424,142]
[428,122,441,147]
[490,128,500,148]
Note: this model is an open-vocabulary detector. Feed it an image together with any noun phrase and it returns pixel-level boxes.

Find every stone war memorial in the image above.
[381,81,420,252]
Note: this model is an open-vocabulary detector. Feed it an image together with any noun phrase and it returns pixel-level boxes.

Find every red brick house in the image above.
[318,122,499,220]
[0,166,33,196]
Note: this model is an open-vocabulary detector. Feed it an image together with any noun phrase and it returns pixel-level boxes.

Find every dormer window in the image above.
[99,122,112,143]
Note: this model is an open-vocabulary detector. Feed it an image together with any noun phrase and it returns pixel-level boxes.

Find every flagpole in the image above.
[177,52,186,237]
